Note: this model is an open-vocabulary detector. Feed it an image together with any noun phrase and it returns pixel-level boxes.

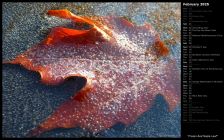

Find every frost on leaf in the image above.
[4,9,180,136]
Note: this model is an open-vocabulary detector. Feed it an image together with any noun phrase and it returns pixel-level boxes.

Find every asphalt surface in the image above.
[2,2,181,138]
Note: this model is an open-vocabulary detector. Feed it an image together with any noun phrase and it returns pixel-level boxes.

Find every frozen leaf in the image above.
[4,9,180,137]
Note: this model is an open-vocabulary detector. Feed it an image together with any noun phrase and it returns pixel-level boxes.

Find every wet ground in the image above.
[2,2,181,138]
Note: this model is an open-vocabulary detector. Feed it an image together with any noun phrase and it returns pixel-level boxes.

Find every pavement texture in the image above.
[2,2,181,138]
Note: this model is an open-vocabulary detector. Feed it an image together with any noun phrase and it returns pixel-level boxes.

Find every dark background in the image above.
[181,0,223,139]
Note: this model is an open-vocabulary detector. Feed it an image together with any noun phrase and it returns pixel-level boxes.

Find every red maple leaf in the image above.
[4,9,180,137]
